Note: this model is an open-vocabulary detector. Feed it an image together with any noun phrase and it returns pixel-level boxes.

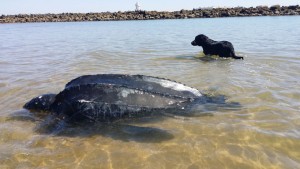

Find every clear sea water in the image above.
[0,16,300,168]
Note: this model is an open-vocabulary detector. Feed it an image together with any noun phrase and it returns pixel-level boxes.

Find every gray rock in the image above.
[1,5,299,23]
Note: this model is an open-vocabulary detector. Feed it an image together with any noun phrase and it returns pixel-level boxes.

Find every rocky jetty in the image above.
[1,5,299,23]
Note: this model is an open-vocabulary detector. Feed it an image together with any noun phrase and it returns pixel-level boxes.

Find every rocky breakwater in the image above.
[1,5,299,23]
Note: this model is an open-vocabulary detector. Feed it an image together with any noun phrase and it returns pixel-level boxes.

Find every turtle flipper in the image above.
[34,114,67,135]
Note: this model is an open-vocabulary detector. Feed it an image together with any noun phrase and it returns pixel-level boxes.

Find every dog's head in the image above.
[191,34,209,46]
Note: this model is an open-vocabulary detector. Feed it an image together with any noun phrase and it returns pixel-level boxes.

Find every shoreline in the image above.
[1,5,299,23]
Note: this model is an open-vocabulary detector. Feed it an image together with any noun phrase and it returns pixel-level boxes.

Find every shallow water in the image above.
[1,16,300,168]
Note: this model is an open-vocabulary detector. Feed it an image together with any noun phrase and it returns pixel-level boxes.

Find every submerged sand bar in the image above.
[1,5,299,23]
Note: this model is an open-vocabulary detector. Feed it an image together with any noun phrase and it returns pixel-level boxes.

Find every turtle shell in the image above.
[50,83,191,122]
[65,74,202,99]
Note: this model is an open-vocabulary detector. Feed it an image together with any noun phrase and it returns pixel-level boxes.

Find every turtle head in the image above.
[24,94,56,112]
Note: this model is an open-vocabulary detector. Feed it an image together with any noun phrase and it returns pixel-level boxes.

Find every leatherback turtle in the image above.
[24,74,205,132]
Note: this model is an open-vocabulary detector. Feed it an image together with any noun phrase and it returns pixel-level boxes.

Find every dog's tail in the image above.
[233,55,244,60]
[231,51,244,60]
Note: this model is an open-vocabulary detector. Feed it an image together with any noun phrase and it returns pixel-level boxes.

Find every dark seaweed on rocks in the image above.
[1,5,299,23]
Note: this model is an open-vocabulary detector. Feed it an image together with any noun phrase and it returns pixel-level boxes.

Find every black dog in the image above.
[191,34,243,59]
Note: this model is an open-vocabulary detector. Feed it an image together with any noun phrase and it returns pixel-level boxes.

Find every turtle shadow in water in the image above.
[9,110,175,143]
[57,123,175,143]
[35,115,174,143]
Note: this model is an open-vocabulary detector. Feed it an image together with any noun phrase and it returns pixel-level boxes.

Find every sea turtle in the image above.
[23,74,205,133]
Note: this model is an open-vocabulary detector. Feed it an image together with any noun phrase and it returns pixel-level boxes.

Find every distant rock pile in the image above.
[1,5,299,23]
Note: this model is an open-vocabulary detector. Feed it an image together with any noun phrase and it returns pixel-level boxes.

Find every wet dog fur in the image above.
[191,34,243,59]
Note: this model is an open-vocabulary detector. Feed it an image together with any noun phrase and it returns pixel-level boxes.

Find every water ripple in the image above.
[1,16,300,168]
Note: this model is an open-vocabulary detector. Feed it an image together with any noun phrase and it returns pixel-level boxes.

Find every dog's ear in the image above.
[197,34,208,40]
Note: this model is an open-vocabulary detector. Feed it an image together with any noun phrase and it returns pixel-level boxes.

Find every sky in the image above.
[1,0,299,15]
